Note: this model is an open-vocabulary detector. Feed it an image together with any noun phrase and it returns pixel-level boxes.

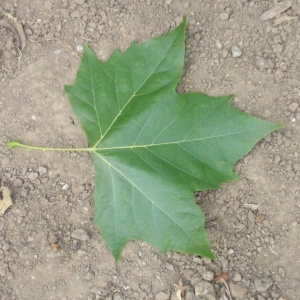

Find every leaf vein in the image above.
[95,28,183,147]
[94,151,199,246]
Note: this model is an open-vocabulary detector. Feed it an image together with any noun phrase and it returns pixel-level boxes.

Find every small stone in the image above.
[170,292,179,300]
[220,12,230,20]
[48,234,58,244]
[190,64,198,71]
[254,277,273,292]
[228,248,234,255]
[0,264,8,277]
[76,45,84,53]
[28,172,38,181]
[293,163,300,171]
[229,283,247,299]
[218,256,228,268]
[232,45,242,57]
[184,291,197,300]
[62,183,69,190]
[203,270,214,281]
[75,0,85,4]
[165,0,172,5]
[13,178,23,187]
[166,262,174,271]
[112,293,124,300]
[71,229,90,241]
[155,291,170,300]
[222,49,229,58]
[233,273,242,282]
[71,241,80,251]
[289,102,299,111]
[273,155,281,164]
[195,281,214,296]
[278,266,286,278]
[2,242,10,251]
[38,166,47,174]
[194,33,201,41]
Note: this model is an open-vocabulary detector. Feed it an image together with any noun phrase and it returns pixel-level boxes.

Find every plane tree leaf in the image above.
[62,19,281,260]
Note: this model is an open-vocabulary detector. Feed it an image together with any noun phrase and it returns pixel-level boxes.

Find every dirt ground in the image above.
[0,1,299,299]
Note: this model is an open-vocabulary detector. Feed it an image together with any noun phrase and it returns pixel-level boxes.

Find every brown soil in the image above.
[1,1,299,299]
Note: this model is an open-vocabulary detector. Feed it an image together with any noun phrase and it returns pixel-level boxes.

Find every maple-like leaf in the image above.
[59,19,280,260]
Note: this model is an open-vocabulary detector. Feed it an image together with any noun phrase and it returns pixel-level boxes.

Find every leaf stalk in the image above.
[7,141,93,152]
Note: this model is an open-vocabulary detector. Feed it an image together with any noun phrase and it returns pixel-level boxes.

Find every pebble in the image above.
[0,264,8,276]
[189,64,198,71]
[293,163,300,171]
[184,292,197,300]
[232,45,242,57]
[112,293,124,300]
[220,12,230,20]
[76,45,84,53]
[222,49,229,58]
[202,270,214,281]
[273,155,281,164]
[233,272,242,282]
[2,242,10,251]
[13,178,23,187]
[75,0,85,4]
[155,291,170,300]
[229,283,247,299]
[28,172,38,181]
[71,241,80,251]
[195,280,214,296]
[62,183,69,190]
[165,262,174,271]
[278,266,286,278]
[38,166,47,174]
[289,102,299,111]
[170,292,179,300]
[254,277,273,292]
[71,229,90,241]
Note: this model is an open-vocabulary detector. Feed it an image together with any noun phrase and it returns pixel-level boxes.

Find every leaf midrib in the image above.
[92,28,183,148]
[92,127,263,151]
[94,151,201,248]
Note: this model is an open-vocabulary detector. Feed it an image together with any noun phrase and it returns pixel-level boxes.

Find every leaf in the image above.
[260,1,292,21]
[64,19,282,260]
[0,186,13,216]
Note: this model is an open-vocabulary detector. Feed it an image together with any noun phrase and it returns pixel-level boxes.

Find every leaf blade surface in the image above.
[65,19,281,260]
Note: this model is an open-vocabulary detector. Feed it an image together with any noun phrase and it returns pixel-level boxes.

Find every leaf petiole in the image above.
[7,141,94,152]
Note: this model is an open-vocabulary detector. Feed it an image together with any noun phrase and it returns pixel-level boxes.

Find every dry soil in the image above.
[0,1,300,299]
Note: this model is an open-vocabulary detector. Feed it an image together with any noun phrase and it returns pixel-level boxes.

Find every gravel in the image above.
[254,277,273,292]
[0,0,299,299]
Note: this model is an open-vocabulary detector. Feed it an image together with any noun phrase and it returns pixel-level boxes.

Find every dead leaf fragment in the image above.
[214,273,230,283]
[0,10,26,50]
[260,1,293,21]
[242,203,260,210]
[255,213,265,223]
[274,15,298,25]
[174,279,188,299]
[50,243,61,251]
[0,186,13,216]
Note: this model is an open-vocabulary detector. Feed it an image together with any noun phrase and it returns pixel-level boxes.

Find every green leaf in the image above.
[64,19,282,260]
